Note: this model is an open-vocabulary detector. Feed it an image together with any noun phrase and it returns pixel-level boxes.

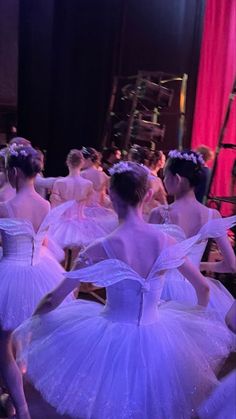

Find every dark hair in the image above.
[82,147,99,163]
[66,149,83,168]
[129,145,150,165]
[7,145,42,178]
[102,147,119,161]
[110,162,149,206]
[166,150,205,187]
[148,150,164,167]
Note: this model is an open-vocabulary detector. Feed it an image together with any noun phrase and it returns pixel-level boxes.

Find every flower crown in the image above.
[109,161,150,176]
[168,150,204,166]
[0,143,30,159]
[109,161,133,175]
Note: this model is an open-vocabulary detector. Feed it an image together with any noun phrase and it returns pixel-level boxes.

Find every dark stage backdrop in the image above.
[18,0,205,176]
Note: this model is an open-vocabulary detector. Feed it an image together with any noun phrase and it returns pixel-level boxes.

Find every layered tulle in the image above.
[161,271,234,320]
[198,370,236,419]
[14,299,232,419]
[0,253,72,330]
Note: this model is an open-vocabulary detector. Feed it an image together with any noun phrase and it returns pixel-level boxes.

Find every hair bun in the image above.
[7,145,42,178]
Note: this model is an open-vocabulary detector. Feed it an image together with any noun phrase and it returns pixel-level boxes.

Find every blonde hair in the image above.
[66,149,84,168]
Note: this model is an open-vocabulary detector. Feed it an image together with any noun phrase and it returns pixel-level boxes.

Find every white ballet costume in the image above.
[198,369,236,419]
[81,167,118,234]
[49,175,107,248]
[14,235,233,419]
[0,203,73,331]
[156,207,235,321]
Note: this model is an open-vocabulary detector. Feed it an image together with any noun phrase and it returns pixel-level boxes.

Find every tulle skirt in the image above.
[14,300,233,419]
[198,370,236,419]
[0,254,72,330]
[49,217,107,248]
[85,205,118,234]
[161,270,234,321]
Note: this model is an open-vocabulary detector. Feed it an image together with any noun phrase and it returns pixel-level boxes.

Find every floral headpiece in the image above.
[9,143,29,157]
[0,144,31,167]
[168,150,204,166]
[109,161,150,176]
[109,161,133,175]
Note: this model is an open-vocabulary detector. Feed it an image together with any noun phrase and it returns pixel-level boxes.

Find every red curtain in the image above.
[191,0,236,215]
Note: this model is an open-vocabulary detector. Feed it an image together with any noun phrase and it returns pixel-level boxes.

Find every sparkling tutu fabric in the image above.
[0,203,74,330]
[14,236,233,419]
[198,370,236,419]
[49,200,109,248]
[157,215,236,321]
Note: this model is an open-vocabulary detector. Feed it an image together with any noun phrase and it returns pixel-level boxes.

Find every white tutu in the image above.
[14,299,232,419]
[85,205,118,234]
[14,238,233,419]
[156,215,236,322]
[198,370,236,419]
[49,201,108,248]
[0,204,75,330]
[0,252,69,330]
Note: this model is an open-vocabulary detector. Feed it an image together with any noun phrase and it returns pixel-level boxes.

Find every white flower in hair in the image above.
[109,161,133,175]
[168,150,204,166]
[8,143,29,158]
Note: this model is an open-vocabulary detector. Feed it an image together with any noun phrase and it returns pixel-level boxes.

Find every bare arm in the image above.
[34,240,106,316]
[200,209,236,273]
[33,277,78,315]
[200,234,236,273]
[178,258,210,307]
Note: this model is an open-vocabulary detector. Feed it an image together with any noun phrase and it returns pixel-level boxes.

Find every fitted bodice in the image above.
[0,201,75,265]
[66,235,199,325]
[103,276,165,325]
[0,220,46,266]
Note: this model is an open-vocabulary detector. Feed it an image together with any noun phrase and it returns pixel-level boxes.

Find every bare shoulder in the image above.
[32,193,50,215]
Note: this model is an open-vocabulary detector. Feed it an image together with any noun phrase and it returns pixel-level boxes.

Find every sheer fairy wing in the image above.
[152,223,186,241]
[65,259,144,288]
[148,234,201,278]
[0,218,34,236]
[198,215,236,241]
[38,200,76,233]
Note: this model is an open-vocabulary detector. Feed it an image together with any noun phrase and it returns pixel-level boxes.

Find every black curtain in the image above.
[18,0,205,175]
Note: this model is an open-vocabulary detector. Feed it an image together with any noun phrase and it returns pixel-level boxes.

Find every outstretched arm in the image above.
[200,234,236,273]
[34,240,107,316]
[200,210,236,273]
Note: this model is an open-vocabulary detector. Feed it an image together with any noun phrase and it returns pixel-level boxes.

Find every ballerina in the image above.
[81,147,109,206]
[14,161,232,419]
[49,149,106,249]
[144,150,167,215]
[81,147,118,233]
[149,150,236,320]
[0,143,72,419]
